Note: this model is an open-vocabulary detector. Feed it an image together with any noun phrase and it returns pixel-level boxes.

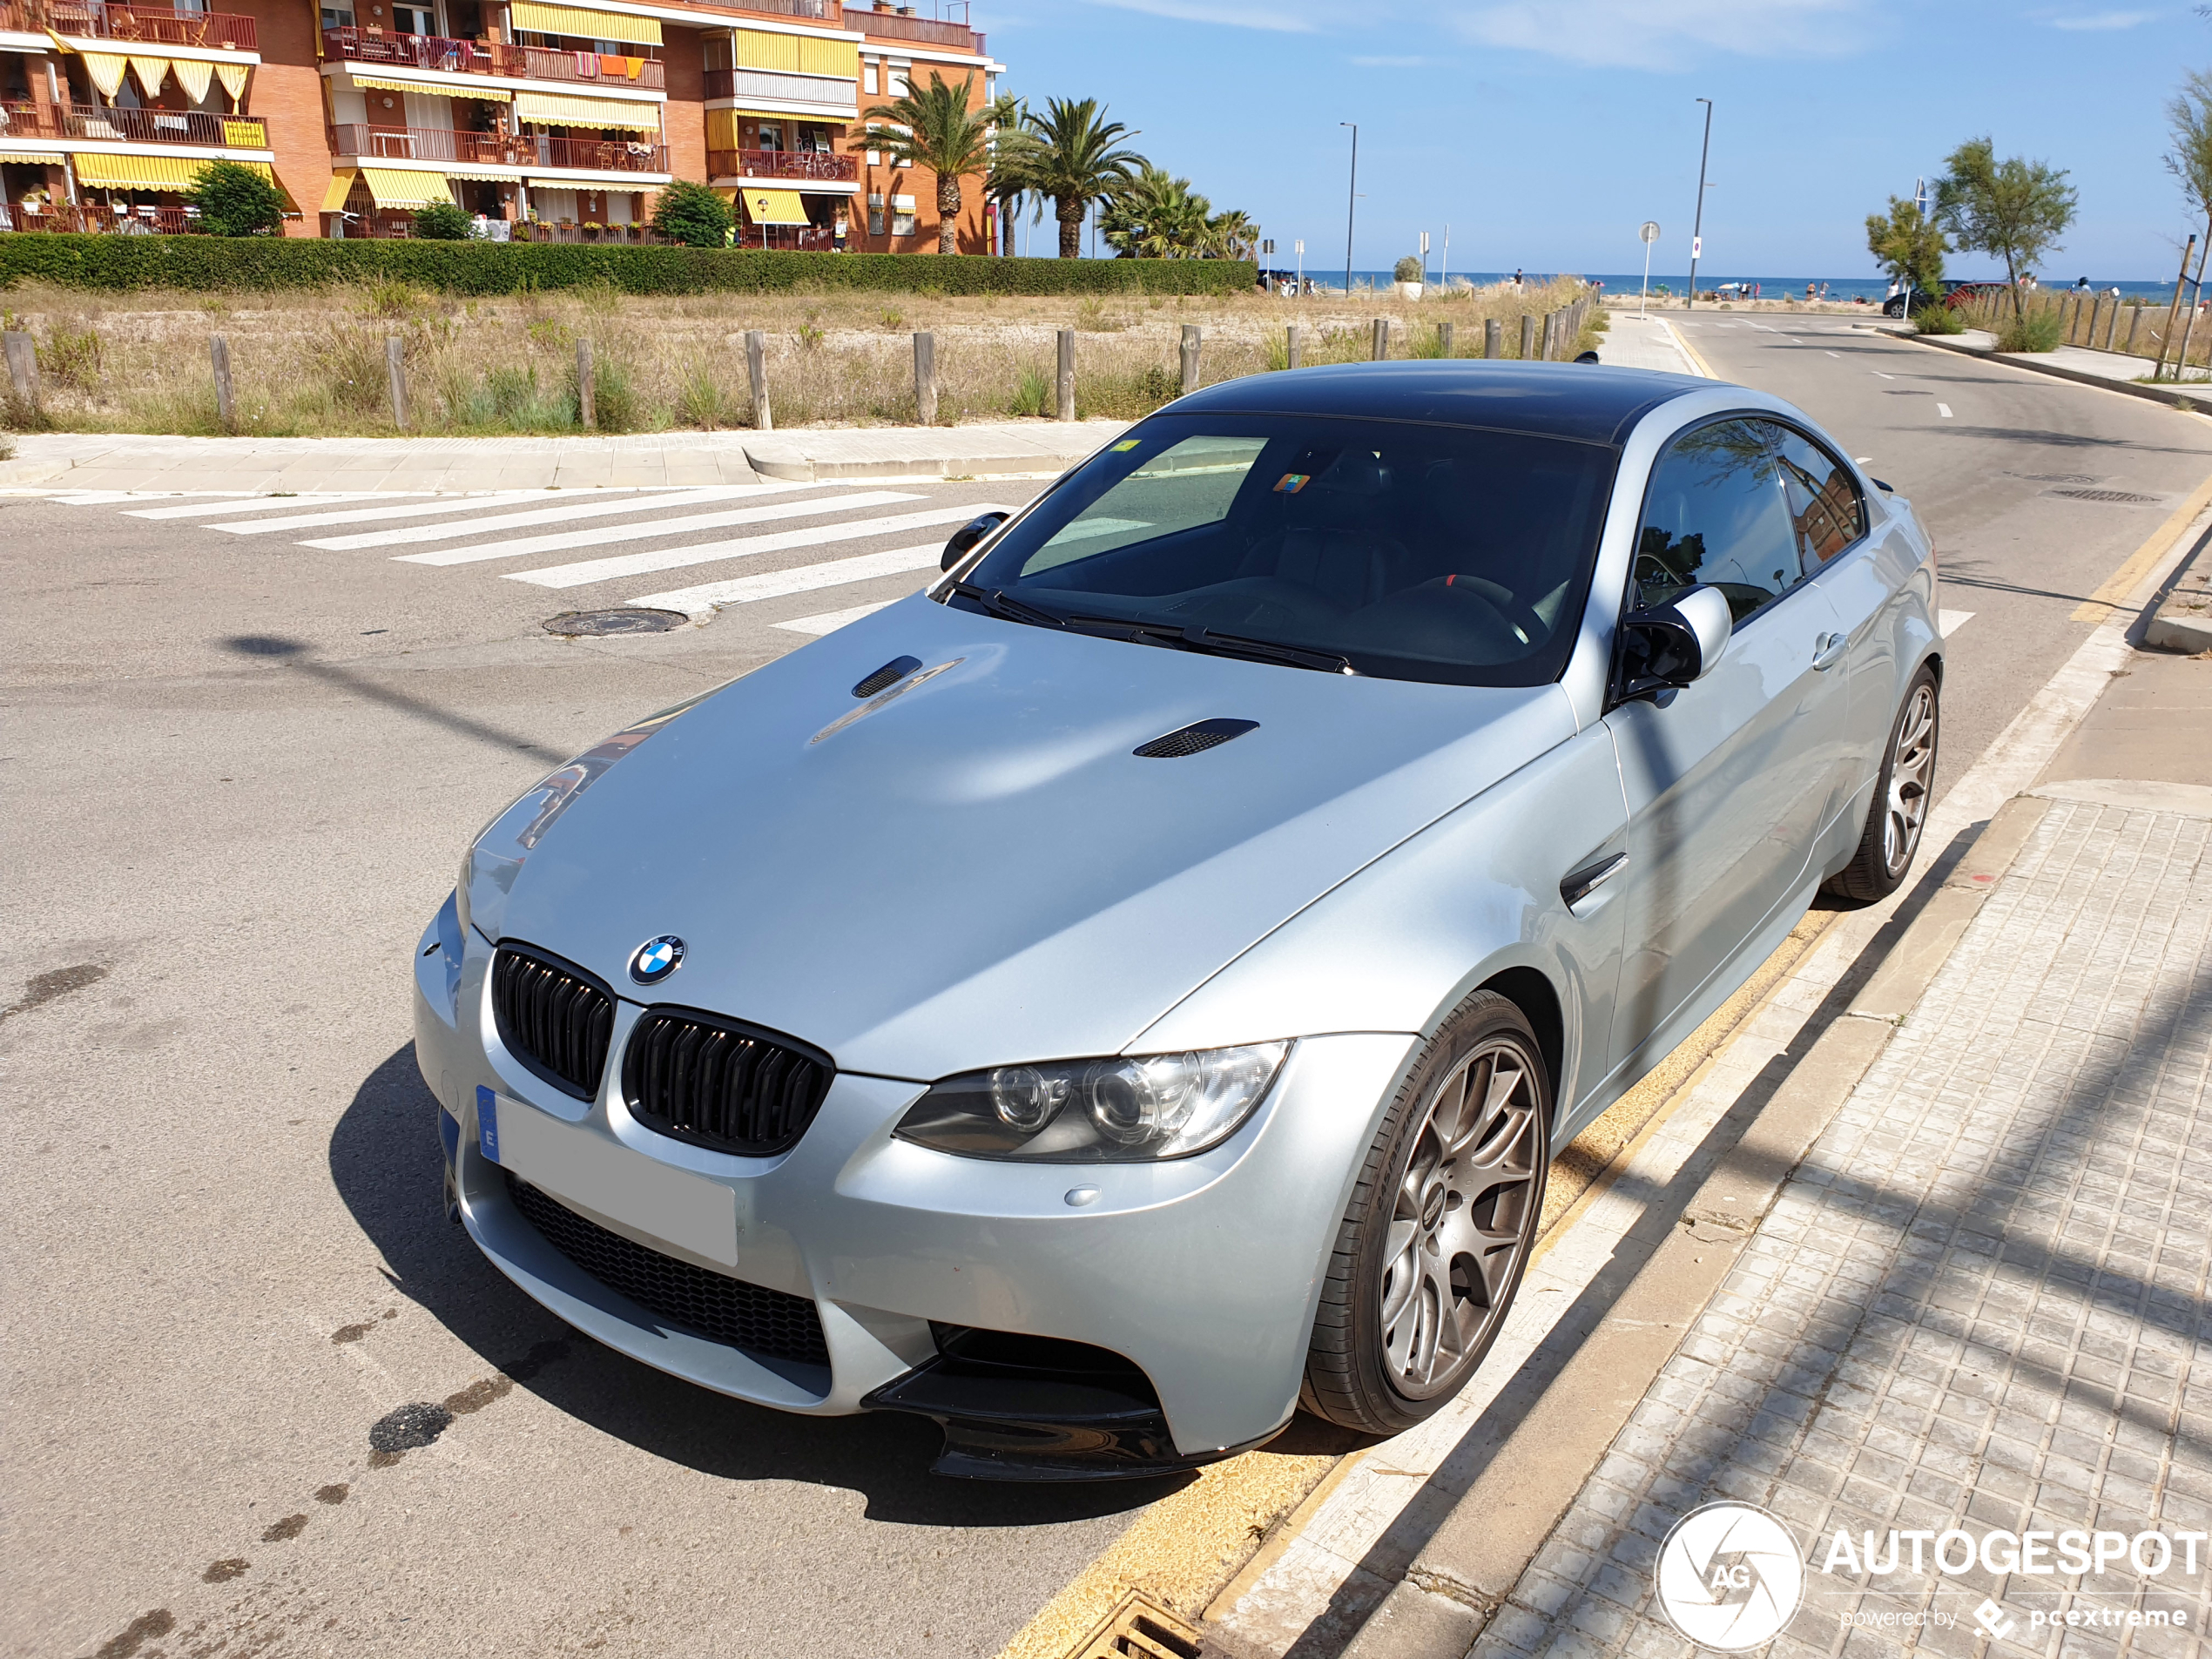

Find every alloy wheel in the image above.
[1377,1037,1541,1398]
[1883,682,1937,875]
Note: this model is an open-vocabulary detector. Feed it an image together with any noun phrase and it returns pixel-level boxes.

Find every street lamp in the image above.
[1686,97,1712,310]
[1340,122,1357,297]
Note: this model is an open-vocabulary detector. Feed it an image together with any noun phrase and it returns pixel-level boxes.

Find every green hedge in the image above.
[0,234,1258,297]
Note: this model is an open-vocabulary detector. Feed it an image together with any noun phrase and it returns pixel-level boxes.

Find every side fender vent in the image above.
[852,655,922,698]
[1133,718,1258,759]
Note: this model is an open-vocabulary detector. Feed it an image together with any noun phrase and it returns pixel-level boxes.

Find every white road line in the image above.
[210,488,568,534]
[289,484,802,550]
[511,502,1004,591]
[1826,351,1843,359]
[1939,609,1975,637]
[1855,456,1873,463]
[124,492,418,520]
[1938,403,1953,418]
[386,489,914,566]
[772,599,902,636]
[1873,371,1896,380]
[631,542,948,616]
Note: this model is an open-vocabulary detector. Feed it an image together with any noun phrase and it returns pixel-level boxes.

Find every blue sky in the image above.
[980,1,2198,280]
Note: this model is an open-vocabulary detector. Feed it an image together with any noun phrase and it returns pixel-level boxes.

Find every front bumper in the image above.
[414,897,1416,1471]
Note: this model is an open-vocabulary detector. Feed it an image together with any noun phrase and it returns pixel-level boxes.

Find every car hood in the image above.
[498,595,1579,1078]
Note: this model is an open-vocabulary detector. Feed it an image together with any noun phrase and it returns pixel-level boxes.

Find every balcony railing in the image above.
[327,123,667,173]
[706,147,855,182]
[736,223,834,250]
[727,0,840,20]
[21,2,258,50]
[322,28,666,90]
[1,200,197,232]
[702,65,855,105]
[0,99,266,146]
[847,8,981,51]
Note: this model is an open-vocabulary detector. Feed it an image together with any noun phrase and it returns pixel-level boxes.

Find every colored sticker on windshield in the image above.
[1111,439,1141,452]
[1274,473,1311,494]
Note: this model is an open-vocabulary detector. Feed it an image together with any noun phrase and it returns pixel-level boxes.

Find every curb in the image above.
[1907,332,2205,411]
[0,456,72,487]
[742,445,1088,483]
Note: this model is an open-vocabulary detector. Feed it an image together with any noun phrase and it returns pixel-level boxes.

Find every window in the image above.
[863,61,877,94]
[867,192,884,236]
[393,3,435,34]
[1633,419,1804,624]
[1771,427,1865,568]
[755,121,782,152]
[321,0,355,24]
[891,192,915,236]
[952,412,1616,688]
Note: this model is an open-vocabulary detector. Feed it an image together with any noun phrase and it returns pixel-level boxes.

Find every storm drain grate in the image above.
[2049,488,2161,505]
[1072,1592,1204,1659]
[543,608,689,637]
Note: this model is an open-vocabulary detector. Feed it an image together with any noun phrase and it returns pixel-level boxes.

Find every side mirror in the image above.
[1574,350,1601,364]
[1617,584,1732,703]
[940,510,1009,572]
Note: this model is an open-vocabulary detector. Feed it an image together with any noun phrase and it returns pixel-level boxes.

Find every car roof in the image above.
[1163,360,1710,448]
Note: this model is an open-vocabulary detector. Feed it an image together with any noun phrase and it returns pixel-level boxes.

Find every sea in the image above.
[1269,270,2181,304]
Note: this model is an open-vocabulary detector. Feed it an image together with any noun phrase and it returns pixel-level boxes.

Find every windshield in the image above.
[948,413,1616,686]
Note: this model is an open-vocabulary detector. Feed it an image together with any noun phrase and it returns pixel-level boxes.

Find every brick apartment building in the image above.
[0,0,1003,249]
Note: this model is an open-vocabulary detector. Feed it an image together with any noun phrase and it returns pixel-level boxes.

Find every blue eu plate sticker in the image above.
[476,1085,500,1164]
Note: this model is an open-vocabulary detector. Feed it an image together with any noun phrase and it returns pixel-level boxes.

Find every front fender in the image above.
[1132,723,1630,1148]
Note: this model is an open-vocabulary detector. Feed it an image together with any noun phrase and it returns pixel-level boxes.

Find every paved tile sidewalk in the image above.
[1474,792,2212,1659]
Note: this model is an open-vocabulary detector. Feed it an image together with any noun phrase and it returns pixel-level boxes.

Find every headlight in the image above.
[455,690,711,942]
[894,1042,1290,1162]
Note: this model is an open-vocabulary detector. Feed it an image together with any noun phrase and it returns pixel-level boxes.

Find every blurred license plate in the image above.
[489,1092,738,1267]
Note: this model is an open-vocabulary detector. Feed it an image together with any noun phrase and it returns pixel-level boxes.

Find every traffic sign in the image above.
[1690,235,1702,260]
[1641,220,1661,244]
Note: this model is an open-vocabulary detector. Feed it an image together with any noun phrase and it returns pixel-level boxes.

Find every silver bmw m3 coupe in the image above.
[412,361,1941,1480]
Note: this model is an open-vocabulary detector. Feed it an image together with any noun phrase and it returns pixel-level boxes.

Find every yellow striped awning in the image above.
[171,57,212,102]
[359,166,452,206]
[0,151,60,164]
[509,1,660,44]
[129,55,170,95]
[444,165,516,180]
[322,167,357,211]
[80,51,127,98]
[71,151,210,189]
[740,187,806,225]
[511,90,661,132]
[215,61,248,102]
[347,70,509,100]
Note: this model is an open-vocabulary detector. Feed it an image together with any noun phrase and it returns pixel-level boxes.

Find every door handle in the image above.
[1561,852,1629,910]
[1811,631,1849,671]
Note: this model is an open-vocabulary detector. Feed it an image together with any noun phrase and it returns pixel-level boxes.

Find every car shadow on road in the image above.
[329,1043,1195,1527]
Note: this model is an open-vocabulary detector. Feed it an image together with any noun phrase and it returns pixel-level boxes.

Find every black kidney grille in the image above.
[1133,718,1259,759]
[492,945,614,1100]
[505,1174,829,1367]
[623,1010,833,1157]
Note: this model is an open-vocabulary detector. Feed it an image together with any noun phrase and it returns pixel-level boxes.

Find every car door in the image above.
[1602,417,1849,1077]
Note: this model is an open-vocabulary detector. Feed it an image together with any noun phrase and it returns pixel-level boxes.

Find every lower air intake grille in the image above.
[505,1173,830,1367]
[623,1008,833,1157]
[1133,718,1259,759]
[492,944,614,1101]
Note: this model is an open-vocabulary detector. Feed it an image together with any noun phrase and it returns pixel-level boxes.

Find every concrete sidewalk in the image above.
[1878,323,2202,413]
[1593,314,1703,378]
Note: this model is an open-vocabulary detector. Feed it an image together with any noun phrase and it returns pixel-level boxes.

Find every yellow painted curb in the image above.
[2072,470,2212,622]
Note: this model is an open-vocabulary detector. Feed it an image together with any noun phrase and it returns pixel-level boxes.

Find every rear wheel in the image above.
[1301,992,1550,1435]
[1824,664,1939,903]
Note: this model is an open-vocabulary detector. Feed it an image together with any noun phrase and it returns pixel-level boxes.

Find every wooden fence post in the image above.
[745,329,772,431]
[2086,293,2103,349]
[209,334,234,431]
[914,330,937,424]
[2124,307,2142,356]
[576,336,596,431]
[1285,323,1301,370]
[1370,318,1388,361]
[1179,323,1201,395]
[1055,327,1076,421]
[1518,314,1535,361]
[1484,319,1501,359]
[3,330,38,406]
[1438,320,1453,359]
[386,335,408,429]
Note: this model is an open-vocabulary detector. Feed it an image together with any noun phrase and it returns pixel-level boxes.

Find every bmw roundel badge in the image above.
[629,934,686,986]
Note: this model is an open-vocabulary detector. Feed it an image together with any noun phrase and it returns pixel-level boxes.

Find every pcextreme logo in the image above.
[1656,1503,1806,1650]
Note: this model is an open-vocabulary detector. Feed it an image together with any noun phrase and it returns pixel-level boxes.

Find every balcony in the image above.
[327,123,668,173]
[847,8,983,52]
[3,200,197,232]
[727,0,840,19]
[17,1,258,51]
[706,147,856,182]
[322,28,667,91]
[0,99,267,146]
[737,223,835,250]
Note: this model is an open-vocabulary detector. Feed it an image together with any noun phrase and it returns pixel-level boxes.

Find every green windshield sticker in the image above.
[1110,439,1142,452]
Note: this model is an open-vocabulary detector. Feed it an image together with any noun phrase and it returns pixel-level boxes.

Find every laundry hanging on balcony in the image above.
[740,189,807,225]
[511,91,661,133]
[509,1,661,45]
[359,166,454,206]
[170,57,213,103]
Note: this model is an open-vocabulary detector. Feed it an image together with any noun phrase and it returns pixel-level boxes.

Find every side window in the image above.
[1772,428,1867,568]
[1632,419,1804,624]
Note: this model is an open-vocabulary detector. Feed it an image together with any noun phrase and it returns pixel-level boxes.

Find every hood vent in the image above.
[852,655,922,698]
[1133,718,1258,759]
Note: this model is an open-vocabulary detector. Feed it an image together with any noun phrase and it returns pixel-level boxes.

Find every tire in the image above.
[1300,990,1551,1435]
[1824,664,1939,904]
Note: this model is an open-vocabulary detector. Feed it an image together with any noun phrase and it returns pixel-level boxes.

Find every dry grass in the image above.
[0,274,1604,436]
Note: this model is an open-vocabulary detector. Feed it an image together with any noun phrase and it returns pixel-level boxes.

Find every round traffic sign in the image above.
[1640,220,1662,244]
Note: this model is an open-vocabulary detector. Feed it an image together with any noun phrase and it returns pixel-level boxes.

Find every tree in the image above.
[1933,137,2078,319]
[186,159,284,237]
[1864,196,1946,301]
[1206,208,1259,262]
[2162,70,2212,378]
[995,96,1146,259]
[413,200,475,240]
[1099,165,1211,259]
[860,71,995,254]
[651,179,734,248]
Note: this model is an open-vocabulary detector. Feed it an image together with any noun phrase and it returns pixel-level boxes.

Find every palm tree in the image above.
[860,71,994,255]
[1100,166,1213,259]
[1205,207,1260,262]
[997,97,1147,260]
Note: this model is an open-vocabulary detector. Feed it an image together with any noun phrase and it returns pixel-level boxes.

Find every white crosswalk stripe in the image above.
[507,502,1003,590]
[314,482,819,551]
[122,493,421,519]
[635,543,950,617]
[206,488,589,534]
[377,489,915,565]
[773,599,901,636]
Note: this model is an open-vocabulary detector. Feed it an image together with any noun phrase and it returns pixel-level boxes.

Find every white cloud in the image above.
[1445,0,1861,67]
[2047,8,2154,24]
[1352,52,1433,64]
[1076,0,1322,30]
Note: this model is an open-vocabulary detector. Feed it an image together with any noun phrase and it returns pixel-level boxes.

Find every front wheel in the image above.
[1824,664,1939,903]
[1300,991,1551,1435]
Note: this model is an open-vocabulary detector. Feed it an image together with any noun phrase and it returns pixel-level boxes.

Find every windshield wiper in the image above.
[941,580,1065,630]
[1064,617,1355,676]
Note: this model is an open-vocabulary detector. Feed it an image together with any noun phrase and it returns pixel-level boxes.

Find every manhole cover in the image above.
[2049,488,2161,504]
[2014,472,2101,483]
[543,608,688,637]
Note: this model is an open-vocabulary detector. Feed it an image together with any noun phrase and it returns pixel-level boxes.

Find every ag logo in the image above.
[1655,1501,1805,1650]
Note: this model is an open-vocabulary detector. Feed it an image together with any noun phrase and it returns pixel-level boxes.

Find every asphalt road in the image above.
[5,343,2208,1659]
